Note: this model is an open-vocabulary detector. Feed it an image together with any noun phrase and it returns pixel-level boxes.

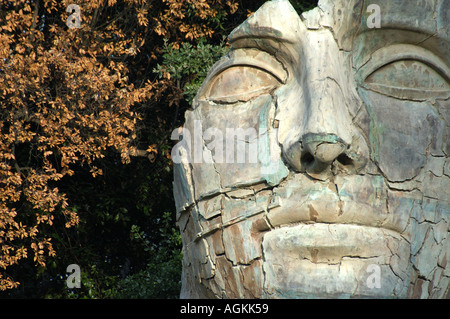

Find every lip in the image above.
[264,173,409,236]
[259,173,414,298]
[258,173,413,298]
[262,222,412,298]
[266,197,397,232]
[262,222,405,264]
[195,173,411,242]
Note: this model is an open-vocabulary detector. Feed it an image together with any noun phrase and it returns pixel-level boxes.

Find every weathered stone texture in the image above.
[173,0,450,299]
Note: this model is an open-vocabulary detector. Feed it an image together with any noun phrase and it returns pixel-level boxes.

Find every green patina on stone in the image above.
[258,98,288,186]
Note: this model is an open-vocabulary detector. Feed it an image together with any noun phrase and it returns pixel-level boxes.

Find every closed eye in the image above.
[198,48,287,104]
[206,66,281,103]
[358,44,450,101]
[365,60,449,100]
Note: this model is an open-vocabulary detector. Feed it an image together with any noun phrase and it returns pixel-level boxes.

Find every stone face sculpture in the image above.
[172,0,449,298]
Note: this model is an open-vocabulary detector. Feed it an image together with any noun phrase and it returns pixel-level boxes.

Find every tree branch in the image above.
[29,0,40,42]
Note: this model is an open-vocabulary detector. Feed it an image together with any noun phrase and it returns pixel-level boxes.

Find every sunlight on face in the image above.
[173,0,449,299]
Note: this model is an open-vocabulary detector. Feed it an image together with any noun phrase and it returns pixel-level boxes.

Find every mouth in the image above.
[262,222,411,298]
[188,173,415,298]
[195,172,411,255]
[262,222,404,264]
[263,172,408,236]
[258,173,412,298]
[261,187,409,274]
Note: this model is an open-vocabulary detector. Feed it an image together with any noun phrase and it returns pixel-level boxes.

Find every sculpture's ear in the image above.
[228,0,303,46]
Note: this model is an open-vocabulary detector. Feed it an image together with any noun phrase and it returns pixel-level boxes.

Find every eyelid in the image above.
[203,48,287,85]
[206,67,279,103]
[195,48,287,104]
[358,44,450,82]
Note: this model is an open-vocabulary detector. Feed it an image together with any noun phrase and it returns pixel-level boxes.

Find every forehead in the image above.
[230,0,449,59]
[358,0,448,36]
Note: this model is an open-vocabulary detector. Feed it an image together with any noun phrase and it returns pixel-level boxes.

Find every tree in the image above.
[0,0,241,295]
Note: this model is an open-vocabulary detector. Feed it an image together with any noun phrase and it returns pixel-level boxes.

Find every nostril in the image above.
[282,134,359,173]
[336,153,353,166]
[300,152,315,167]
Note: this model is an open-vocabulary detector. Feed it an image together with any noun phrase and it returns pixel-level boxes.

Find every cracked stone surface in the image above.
[173,0,449,299]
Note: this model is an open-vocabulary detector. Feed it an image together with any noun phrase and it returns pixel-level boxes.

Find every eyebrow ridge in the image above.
[227,31,296,75]
[229,30,296,47]
[211,48,288,84]
[358,43,450,82]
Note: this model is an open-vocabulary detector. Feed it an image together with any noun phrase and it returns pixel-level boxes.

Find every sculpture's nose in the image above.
[281,73,354,174]
[278,30,368,176]
[300,133,347,173]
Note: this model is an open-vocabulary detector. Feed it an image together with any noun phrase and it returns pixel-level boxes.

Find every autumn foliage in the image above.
[0,0,241,292]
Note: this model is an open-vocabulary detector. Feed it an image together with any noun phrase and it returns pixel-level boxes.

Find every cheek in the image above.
[188,95,289,199]
[273,82,306,146]
[357,88,446,182]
